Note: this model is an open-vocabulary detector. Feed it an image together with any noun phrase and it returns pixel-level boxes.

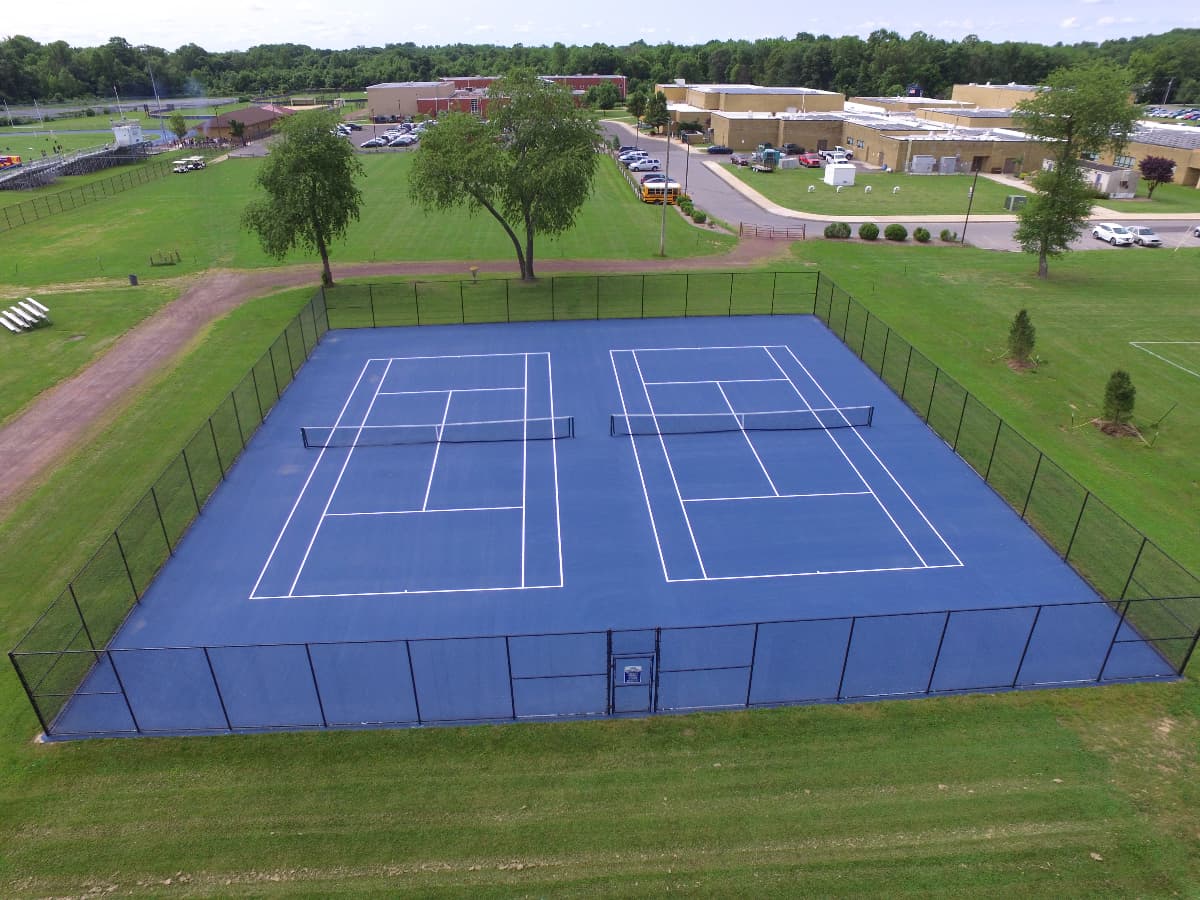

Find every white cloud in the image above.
[1060,16,1080,27]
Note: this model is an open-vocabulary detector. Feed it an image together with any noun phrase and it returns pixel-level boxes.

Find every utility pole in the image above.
[658,124,672,257]
[961,167,981,245]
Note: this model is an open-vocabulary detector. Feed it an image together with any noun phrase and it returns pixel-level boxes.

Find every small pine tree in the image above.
[1103,370,1136,425]
[1007,309,1036,365]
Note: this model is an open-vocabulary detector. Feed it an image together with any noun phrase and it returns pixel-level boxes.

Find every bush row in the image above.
[822,223,947,242]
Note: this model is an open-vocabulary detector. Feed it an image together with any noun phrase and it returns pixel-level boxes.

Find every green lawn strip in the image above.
[1099,181,1200,214]
[0,282,180,424]
[726,165,1016,217]
[795,242,1200,576]
[1,691,1195,895]
[0,154,734,288]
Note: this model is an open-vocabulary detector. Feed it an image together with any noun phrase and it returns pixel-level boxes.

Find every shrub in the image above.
[1007,309,1036,365]
[940,228,958,242]
[824,221,852,239]
[858,222,879,241]
[884,224,908,241]
[691,210,707,224]
[1103,370,1136,425]
[679,198,694,214]
[913,227,931,243]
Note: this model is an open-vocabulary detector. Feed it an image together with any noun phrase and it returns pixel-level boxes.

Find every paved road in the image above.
[600,121,1200,253]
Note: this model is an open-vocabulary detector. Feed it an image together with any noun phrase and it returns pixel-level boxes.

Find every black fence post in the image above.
[113,531,141,600]
[1064,492,1091,561]
[304,643,329,727]
[250,367,265,422]
[1095,601,1131,682]
[925,368,940,423]
[8,652,51,735]
[230,390,247,450]
[770,272,777,315]
[414,282,422,326]
[859,311,870,359]
[105,651,143,734]
[925,611,952,693]
[405,640,423,724]
[952,391,970,451]
[203,647,234,731]
[744,623,760,707]
[984,419,1003,483]
[181,448,202,514]
[69,584,99,653]
[878,328,891,378]
[505,636,517,720]
[209,418,226,479]
[282,328,296,378]
[836,618,857,700]
[1120,537,1149,601]
[1011,606,1043,687]
[150,486,173,555]
[1021,453,1043,520]
[899,345,914,402]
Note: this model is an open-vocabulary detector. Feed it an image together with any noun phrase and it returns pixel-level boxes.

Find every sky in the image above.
[4,0,1199,53]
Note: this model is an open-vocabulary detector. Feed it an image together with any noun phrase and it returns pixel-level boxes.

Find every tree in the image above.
[1138,156,1175,199]
[1013,166,1094,279]
[625,90,647,133]
[241,109,364,287]
[585,81,621,111]
[228,119,245,146]
[1013,60,1140,278]
[1006,309,1036,367]
[167,110,188,142]
[1102,370,1136,426]
[408,70,600,281]
[643,91,669,133]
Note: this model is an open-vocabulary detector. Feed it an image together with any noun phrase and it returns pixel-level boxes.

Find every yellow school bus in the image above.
[640,180,681,204]
[0,155,21,170]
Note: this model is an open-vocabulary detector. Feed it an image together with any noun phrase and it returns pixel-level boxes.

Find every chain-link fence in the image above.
[9,271,1199,738]
[0,158,176,233]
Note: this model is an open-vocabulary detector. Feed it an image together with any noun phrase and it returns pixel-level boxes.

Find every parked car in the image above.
[618,151,648,164]
[1194,225,1200,237]
[705,144,733,154]
[822,151,851,165]
[819,145,854,161]
[796,153,822,167]
[360,137,387,148]
[640,173,669,184]
[1127,226,1162,247]
[345,122,363,131]
[388,134,416,147]
[781,143,804,155]
[1091,222,1133,246]
[628,158,662,172]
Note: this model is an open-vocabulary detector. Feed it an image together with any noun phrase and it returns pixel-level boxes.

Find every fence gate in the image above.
[609,629,659,714]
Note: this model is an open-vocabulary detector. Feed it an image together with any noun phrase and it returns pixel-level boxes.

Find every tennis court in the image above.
[45,315,1176,736]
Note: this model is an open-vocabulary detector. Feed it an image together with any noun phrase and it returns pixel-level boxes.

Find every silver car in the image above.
[1127,226,1162,247]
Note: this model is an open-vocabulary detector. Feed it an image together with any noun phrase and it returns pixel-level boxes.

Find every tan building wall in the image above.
[950,84,1041,109]
[849,97,973,115]
[710,114,845,152]
[1099,141,1200,189]
[366,82,455,120]
[920,109,1017,128]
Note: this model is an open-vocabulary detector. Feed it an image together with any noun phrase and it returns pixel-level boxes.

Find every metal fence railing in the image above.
[9,271,1199,738]
[0,158,176,233]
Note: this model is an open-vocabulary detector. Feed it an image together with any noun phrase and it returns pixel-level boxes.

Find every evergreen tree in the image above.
[1007,309,1036,365]
[1102,370,1136,425]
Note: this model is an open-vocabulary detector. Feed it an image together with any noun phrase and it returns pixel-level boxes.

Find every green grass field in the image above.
[726,164,1019,216]
[1,154,733,288]
[1098,181,1200,214]
[1,154,1199,894]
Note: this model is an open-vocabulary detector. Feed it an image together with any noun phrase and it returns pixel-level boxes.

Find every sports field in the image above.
[1,151,1199,892]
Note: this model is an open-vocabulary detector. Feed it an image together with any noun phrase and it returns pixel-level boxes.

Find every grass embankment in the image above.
[1099,181,1200,215]
[0,153,733,288]
[793,242,1199,574]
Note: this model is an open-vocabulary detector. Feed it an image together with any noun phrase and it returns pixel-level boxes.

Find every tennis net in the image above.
[609,405,873,437]
[302,415,575,448]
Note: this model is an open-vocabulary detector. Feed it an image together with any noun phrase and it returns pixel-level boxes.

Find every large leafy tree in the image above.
[1012,61,1140,278]
[242,109,364,287]
[1138,155,1175,199]
[408,70,600,280]
[643,91,669,133]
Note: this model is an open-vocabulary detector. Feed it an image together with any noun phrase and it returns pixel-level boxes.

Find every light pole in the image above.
[683,131,691,193]
[961,166,981,244]
[658,122,672,256]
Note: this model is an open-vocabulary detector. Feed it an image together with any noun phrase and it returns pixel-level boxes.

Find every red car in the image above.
[797,153,822,168]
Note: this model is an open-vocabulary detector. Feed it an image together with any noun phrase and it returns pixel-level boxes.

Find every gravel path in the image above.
[0,238,794,516]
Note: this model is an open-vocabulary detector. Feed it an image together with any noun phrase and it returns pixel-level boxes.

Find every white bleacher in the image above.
[2,297,51,333]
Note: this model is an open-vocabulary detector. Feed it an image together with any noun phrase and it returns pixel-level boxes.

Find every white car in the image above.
[1194,225,1200,238]
[1092,222,1133,246]
[1127,226,1162,247]
[618,151,648,164]
[627,158,662,172]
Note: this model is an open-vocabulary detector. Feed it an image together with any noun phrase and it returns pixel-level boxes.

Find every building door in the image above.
[608,630,658,714]
[971,155,987,172]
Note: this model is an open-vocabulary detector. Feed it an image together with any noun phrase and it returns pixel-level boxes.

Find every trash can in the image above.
[129,274,138,286]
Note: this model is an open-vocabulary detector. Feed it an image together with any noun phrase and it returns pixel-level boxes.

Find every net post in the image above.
[569,416,575,439]
[301,427,310,449]
[867,406,874,427]
[609,415,615,437]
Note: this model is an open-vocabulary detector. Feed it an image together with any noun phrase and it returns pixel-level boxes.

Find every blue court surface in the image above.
[55,315,1173,736]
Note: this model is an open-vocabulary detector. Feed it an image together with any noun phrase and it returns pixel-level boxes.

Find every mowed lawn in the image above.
[725,162,1019,216]
[791,242,1200,573]
[0,152,734,288]
[0,209,1198,892]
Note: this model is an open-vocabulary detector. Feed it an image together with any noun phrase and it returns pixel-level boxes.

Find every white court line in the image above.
[380,386,523,396]
[422,391,453,512]
[253,583,563,600]
[715,380,779,497]
[613,344,783,353]
[643,377,788,386]
[548,351,565,587]
[609,350,671,581]
[249,359,377,599]
[778,345,963,567]
[666,562,963,584]
[327,505,521,517]
[633,350,709,578]
[287,358,396,596]
[763,346,930,568]
[684,490,871,503]
[1129,341,1200,379]
[521,353,529,588]
[363,351,539,362]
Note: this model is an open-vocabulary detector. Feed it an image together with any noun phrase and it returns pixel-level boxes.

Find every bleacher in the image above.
[1,298,50,333]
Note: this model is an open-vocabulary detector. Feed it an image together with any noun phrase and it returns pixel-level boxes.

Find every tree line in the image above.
[2,29,1198,107]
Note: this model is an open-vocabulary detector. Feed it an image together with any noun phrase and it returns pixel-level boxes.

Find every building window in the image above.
[470,98,480,114]
[1114,154,1134,169]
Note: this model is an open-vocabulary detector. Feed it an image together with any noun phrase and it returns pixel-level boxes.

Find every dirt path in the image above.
[0,238,795,516]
